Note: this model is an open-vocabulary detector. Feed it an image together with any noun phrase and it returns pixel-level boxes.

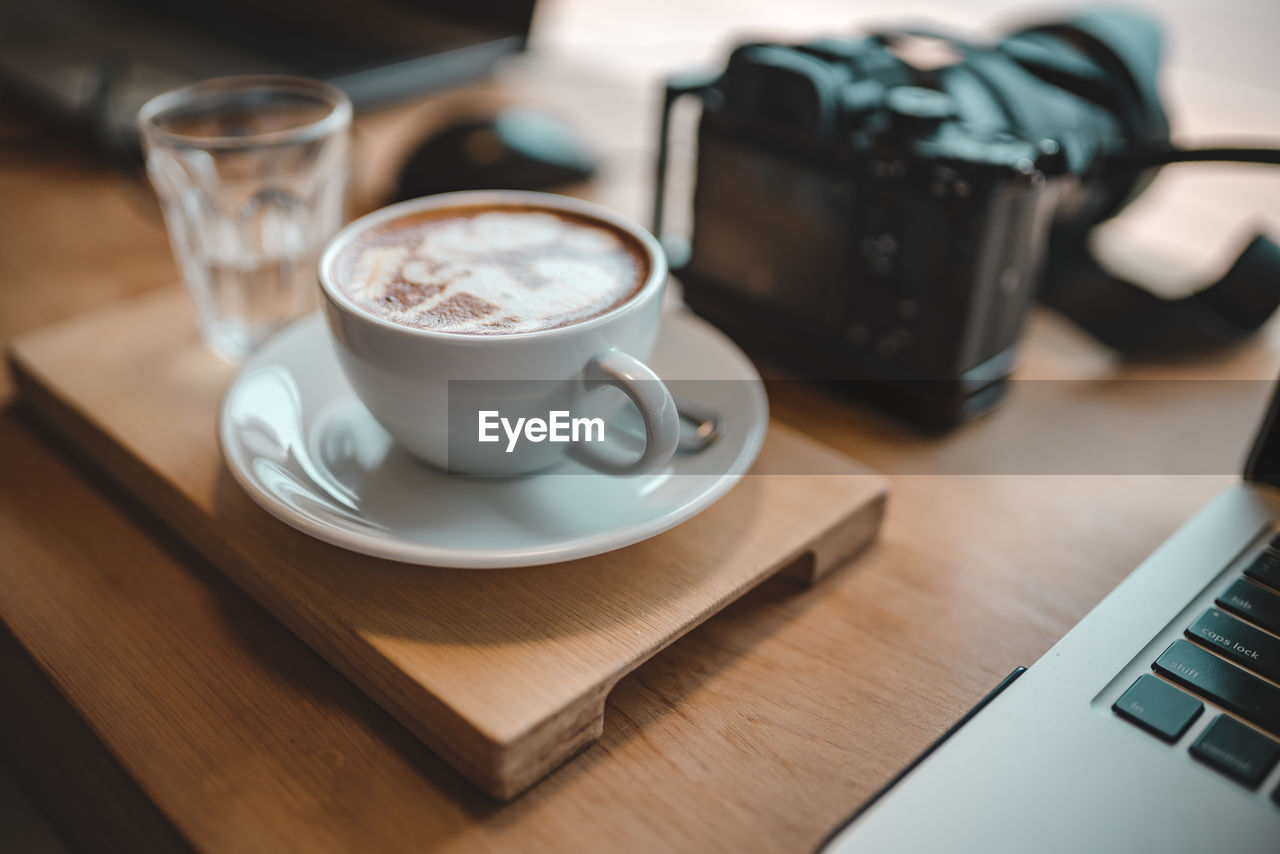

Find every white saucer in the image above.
[218,309,769,568]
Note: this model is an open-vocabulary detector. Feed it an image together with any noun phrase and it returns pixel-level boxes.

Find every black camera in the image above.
[653,9,1184,429]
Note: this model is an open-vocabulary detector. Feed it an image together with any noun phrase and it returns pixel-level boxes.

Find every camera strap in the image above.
[994,11,1280,358]
[917,13,1280,358]
[1040,231,1280,357]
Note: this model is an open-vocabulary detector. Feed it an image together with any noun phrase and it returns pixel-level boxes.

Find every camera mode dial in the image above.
[885,86,957,134]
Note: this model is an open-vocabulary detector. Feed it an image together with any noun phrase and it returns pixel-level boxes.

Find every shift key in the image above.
[1216,578,1280,635]
[1153,640,1280,737]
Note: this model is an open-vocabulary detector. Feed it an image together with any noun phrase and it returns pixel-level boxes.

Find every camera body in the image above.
[656,14,1167,428]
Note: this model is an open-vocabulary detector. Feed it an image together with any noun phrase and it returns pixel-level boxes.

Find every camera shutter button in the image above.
[885,86,957,132]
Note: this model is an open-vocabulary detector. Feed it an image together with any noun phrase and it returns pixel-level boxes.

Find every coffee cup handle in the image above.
[572,349,680,475]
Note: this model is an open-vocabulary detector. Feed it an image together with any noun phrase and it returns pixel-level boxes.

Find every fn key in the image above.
[1113,674,1203,743]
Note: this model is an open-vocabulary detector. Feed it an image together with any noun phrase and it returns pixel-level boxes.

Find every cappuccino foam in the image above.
[335,205,648,334]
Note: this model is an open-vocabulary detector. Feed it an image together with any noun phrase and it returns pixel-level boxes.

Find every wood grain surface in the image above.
[8,287,888,799]
[2,0,1280,850]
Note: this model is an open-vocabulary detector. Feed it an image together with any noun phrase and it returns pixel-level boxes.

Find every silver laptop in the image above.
[821,381,1280,852]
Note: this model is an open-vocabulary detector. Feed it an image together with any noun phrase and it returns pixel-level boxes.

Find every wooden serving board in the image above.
[8,288,887,800]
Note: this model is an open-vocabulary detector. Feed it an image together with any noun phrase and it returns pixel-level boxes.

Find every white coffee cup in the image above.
[318,191,679,476]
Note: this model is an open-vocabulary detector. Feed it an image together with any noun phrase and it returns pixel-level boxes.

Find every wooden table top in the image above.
[3,2,1280,851]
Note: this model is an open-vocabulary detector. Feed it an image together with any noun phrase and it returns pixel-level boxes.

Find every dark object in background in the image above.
[0,0,537,160]
[654,8,1280,430]
[394,107,597,201]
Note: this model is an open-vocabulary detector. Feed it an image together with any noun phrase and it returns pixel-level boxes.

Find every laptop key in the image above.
[1245,549,1280,591]
[1190,715,1280,788]
[1113,674,1203,742]
[1153,640,1280,737]
[1215,578,1280,635]
[1187,608,1280,683]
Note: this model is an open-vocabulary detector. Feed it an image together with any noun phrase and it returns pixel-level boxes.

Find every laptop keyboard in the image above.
[1113,534,1280,806]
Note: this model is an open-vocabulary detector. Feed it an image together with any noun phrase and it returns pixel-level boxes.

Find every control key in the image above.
[1190,715,1280,788]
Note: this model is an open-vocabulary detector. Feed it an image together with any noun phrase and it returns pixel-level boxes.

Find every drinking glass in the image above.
[138,76,352,361]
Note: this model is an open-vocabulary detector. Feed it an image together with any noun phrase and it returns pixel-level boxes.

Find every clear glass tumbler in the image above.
[138,76,352,361]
